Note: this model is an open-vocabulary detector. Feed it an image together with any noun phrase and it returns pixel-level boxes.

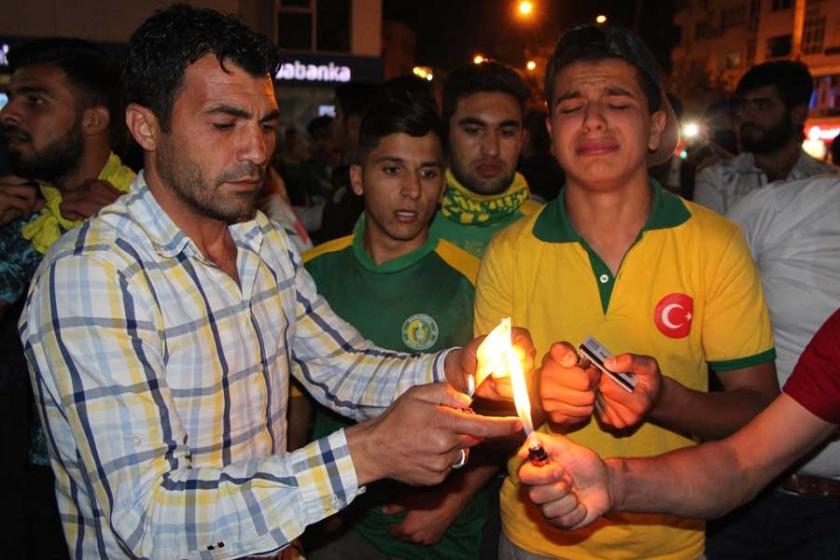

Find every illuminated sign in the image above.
[0,43,9,67]
[276,60,351,83]
[807,125,840,142]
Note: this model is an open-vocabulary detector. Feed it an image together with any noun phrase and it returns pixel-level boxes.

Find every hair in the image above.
[334,82,380,119]
[735,60,813,109]
[442,61,530,126]
[544,45,661,114]
[122,4,277,133]
[357,89,444,163]
[9,38,123,145]
[306,115,333,139]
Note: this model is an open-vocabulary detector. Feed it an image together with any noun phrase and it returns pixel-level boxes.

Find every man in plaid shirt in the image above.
[19,6,523,559]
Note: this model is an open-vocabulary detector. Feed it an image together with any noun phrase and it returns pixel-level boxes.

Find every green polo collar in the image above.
[533,179,691,243]
[352,215,437,273]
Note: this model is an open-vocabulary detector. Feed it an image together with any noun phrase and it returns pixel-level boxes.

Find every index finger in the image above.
[443,408,521,440]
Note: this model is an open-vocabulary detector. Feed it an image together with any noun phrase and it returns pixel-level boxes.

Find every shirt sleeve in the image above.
[21,252,364,559]
[474,233,516,337]
[289,249,448,422]
[783,309,840,425]
[703,223,776,371]
[692,166,726,215]
[0,218,43,305]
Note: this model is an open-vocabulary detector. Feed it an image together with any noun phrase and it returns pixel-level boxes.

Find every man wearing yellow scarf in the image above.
[0,39,135,558]
[0,39,135,319]
[430,61,542,258]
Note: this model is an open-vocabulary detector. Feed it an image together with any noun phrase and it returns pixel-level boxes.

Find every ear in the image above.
[81,106,110,136]
[126,103,160,152]
[545,114,553,137]
[349,164,364,196]
[648,110,667,152]
[790,104,808,128]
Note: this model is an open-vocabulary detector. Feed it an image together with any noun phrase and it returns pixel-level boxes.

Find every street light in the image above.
[518,1,534,17]
[473,54,486,64]
[595,14,607,24]
[412,66,434,81]
[526,60,537,71]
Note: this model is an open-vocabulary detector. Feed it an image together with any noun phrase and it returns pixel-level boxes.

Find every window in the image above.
[695,21,717,40]
[721,5,745,31]
[766,34,792,58]
[277,0,351,53]
[802,1,826,55]
[771,0,793,10]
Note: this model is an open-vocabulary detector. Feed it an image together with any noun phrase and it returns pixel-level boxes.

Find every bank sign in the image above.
[275,53,382,84]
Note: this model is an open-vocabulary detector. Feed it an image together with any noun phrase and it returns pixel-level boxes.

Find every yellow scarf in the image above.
[439,169,529,225]
[21,152,135,254]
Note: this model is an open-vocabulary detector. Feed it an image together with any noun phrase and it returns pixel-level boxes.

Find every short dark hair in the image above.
[334,82,380,119]
[735,60,813,109]
[357,90,444,163]
[544,25,661,114]
[122,4,277,132]
[442,61,530,126]
[10,37,123,148]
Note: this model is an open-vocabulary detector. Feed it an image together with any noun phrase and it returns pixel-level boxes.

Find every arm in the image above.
[23,254,372,559]
[0,217,44,318]
[613,394,834,518]
[649,361,779,439]
[518,394,835,529]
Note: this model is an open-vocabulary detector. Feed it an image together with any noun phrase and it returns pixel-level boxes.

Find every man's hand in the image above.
[517,432,612,530]
[346,383,520,487]
[382,486,464,545]
[596,353,662,430]
[445,327,536,400]
[0,181,42,225]
[539,342,600,428]
[59,179,123,221]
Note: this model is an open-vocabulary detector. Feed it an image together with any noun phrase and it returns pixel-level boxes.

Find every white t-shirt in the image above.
[728,175,840,478]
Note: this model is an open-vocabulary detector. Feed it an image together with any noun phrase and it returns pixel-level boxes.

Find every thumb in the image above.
[408,382,472,409]
[381,503,407,515]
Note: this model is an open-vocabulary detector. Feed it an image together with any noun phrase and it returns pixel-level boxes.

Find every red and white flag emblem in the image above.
[654,293,694,338]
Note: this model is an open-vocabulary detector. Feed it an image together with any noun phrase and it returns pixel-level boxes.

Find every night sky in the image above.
[383,0,678,73]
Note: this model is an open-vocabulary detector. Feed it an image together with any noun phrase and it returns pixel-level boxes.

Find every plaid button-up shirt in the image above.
[20,173,446,559]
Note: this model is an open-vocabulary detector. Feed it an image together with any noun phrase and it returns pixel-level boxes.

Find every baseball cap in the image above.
[545,24,679,166]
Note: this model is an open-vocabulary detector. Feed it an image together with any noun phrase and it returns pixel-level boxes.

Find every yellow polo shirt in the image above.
[476,183,775,560]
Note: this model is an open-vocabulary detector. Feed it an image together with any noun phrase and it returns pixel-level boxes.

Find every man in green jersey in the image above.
[301,89,493,559]
[430,61,542,258]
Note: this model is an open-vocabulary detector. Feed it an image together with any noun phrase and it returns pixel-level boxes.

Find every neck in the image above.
[564,170,652,274]
[143,164,239,279]
[53,140,112,192]
[753,138,801,182]
[362,219,428,266]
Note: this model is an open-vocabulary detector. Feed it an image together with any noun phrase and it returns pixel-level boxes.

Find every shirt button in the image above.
[331,495,343,510]
[599,274,610,284]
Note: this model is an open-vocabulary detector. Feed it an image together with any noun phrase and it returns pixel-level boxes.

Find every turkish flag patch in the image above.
[654,293,694,339]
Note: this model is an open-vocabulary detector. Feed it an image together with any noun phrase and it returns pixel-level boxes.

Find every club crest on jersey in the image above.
[402,313,439,351]
[654,293,694,339]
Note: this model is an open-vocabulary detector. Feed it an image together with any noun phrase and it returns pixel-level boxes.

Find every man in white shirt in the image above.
[694,61,836,215]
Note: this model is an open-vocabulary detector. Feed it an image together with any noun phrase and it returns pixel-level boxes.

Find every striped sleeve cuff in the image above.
[708,347,776,372]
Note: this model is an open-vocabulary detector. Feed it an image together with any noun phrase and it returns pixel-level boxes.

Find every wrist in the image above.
[649,376,679,424]
[345,420,383,486]
[605,457,626,513]
[443,347,465,390]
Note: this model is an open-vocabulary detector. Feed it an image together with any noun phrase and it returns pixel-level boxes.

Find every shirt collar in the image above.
[533,179,690,243]
[351,214,437,273]
[126,171,266,258]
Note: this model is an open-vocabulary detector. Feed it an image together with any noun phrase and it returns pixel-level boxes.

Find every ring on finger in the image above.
[452,448,469,469]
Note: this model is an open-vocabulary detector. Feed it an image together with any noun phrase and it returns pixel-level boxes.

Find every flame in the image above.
[475,318,534,434]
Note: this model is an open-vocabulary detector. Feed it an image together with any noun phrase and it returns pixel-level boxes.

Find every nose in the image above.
[402,173,422,200]
[480,130,500,156]
[238,122,272,166]
[0,97,21,127]
[582,103,606,132]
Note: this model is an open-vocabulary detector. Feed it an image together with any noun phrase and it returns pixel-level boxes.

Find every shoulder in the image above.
[432,238,480,284]
[519,198,544,217]
[302,235,354,265]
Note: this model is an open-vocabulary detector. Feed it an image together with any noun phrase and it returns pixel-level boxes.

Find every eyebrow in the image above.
[13,85,50,96]
[204,105,280,123]
[458,117,521,129]
[555,86,636,104]
[371,156,443,167]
